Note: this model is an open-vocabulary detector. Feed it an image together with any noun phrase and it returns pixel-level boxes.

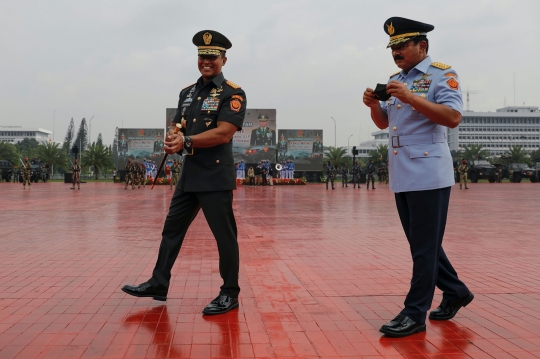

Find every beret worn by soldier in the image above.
[384,17,434,48]
[193,30,232,56]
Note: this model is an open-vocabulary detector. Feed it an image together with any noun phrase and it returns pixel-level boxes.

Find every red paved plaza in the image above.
[1,181,540,358]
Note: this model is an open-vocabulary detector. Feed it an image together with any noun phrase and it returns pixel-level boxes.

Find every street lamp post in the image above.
[330,117,336,148]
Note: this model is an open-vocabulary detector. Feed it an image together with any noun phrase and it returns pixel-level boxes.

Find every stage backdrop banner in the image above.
[232,109,276,163]
[277,129,324,171]
[117,128,165,168]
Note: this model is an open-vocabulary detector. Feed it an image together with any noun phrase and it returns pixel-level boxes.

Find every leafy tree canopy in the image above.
[81,142,114,180]
[0,141,21,165]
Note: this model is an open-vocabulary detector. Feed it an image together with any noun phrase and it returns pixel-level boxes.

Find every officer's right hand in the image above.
[164,133,184,154]
[363,88,380,108]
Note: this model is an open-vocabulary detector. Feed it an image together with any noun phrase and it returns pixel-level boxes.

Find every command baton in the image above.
[152,123,182,190]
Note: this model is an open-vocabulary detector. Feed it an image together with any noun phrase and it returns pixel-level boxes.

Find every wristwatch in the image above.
[184,136,193,155]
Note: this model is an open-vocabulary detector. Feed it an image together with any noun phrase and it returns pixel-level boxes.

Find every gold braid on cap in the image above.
[198,45,226,56]
[387,32,426,48]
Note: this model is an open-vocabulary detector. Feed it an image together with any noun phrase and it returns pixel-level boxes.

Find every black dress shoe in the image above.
[121,282,168,301]
[202,295,239,315]
[429,292,474,320]
[379,314,426,338]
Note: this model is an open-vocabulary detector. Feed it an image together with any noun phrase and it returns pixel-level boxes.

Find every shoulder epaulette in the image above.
[431,62,452,70]
[389,71,401,78]
[225,80,241,89]
[182,83,196,91]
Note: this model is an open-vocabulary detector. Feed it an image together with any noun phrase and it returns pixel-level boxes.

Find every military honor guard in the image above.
[124,158,134,190]
[325,161,335,190]
[239,160,245,179]
[288,160,295,179]
[281,161,288,179]
[363,17,473,337]
[21,157,31,189]
[352,161,361,189]
[366,160,376,190]
[70,158,81,190]
[458,160,469,189]
[341,163,349,187]
[170,159,180,190]
[122,30,246,315]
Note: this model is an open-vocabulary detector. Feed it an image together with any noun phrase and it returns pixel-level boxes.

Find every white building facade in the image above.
[0,126,52,144]
[447,106,540,156]
[355,129,389,158]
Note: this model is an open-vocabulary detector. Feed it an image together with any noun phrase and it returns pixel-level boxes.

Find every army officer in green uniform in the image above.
[122,30,247,316]
[250,114,275,148]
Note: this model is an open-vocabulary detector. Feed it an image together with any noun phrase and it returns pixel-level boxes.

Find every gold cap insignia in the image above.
[203,32,212,45]
[387,22,395,35]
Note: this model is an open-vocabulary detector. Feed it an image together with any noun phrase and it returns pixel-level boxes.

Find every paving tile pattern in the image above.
[1,181,539,358]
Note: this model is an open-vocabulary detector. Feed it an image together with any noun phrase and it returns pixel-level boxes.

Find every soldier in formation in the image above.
[496,165,503,183]
[366,160,376,190]
[124,158,135,190]
[458,160,469,189]
[170,160,181,190]
[21,157,32,189]
[352,161,361,189]
[341,163,349,187]
[325,161,335,190]
[12,166,18,183]
[136,162,146,188]
[70,158,81,190]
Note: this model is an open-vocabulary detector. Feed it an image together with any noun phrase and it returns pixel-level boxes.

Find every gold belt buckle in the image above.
[391,136,401,148]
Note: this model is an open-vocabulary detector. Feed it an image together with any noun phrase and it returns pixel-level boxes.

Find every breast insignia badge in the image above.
[209,86,223,97]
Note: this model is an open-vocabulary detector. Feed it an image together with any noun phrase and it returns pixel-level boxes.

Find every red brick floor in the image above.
[1,180,540,359]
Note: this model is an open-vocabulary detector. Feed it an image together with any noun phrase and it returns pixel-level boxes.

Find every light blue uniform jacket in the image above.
[381,56,463,193]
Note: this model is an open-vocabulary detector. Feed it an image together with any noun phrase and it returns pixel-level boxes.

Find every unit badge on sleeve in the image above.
[446,78,459,90]
[230,99,241,112]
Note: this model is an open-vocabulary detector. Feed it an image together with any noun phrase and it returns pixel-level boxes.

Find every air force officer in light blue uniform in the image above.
[363,17,473,338]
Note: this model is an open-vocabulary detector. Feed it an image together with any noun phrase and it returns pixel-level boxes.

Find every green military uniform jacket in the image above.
[173,72,247,192]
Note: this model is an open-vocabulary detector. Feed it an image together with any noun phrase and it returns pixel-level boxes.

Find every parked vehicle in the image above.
[0,159,13,182]
[494,163,537,183]
[468,160,497,183]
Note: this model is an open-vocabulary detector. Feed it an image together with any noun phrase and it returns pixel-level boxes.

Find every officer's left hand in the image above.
[386,81,414,104]
[164,133,184,154]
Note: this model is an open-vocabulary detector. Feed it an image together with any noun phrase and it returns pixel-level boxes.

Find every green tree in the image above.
[504,145,531,165]
[324,147,347,166]
[15,138,40,159]
[96,133,103,146]
[37,142,68,175]
[529,148,540,163]
[81,142,114,179]
[112,127,119,168]
[73,118,88,153]
[461,144,490,162]
[62,117,75,157]
[450,149,463,163]
[368,144,388,165]
[0,141,21,164]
